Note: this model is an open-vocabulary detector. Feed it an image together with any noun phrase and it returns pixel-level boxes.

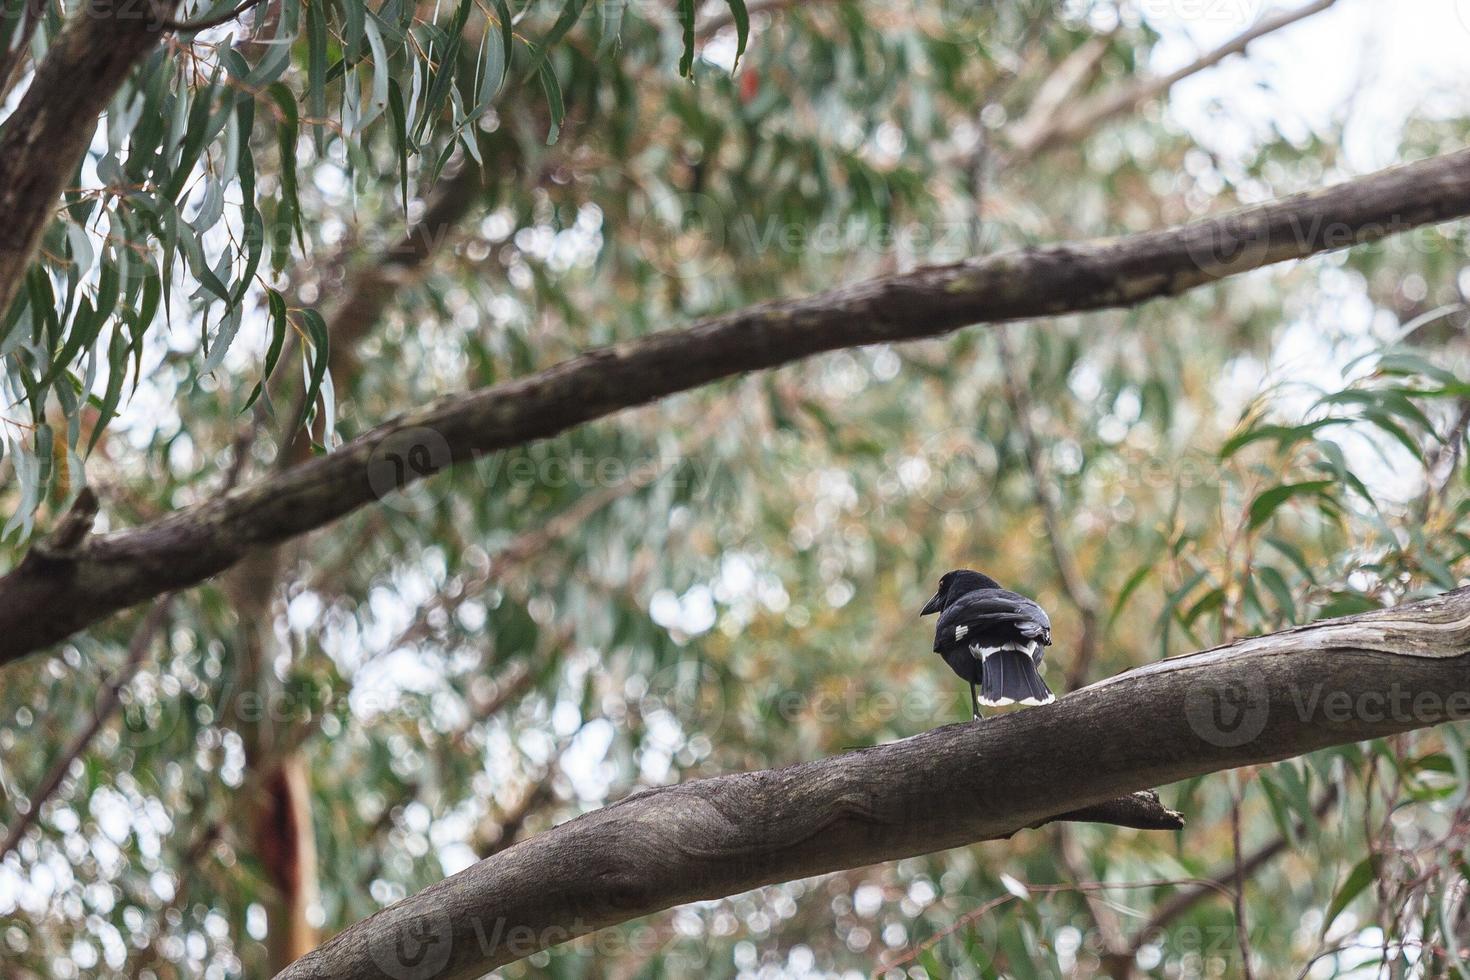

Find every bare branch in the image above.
[276,587,1470,979]
[1128,784,1339,948]
[5,146,1470,664]
[1009,0,1340,159]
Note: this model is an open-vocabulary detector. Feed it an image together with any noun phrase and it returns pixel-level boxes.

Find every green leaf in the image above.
[1257,565,1296,622]
[342,0,366,62]
[306,0,329,152]
[1248,480,1335,531]
[524,0,587,78]
[268,82,304,265]
[1109,558,1156,625]
[536,57,566,144]
[388,78,410,214]
[87,326,131,455]
[163,74,219,201]
[476,22,507,107]
[1218,419,1343,459]
[243,289,290,413]
[415,0,475,144]
[490,0,513,69]
[1323,856,1380,935]
[597,0,625,54]
[723,0,749,69]
[293,308,331,438]
[677,0,695,76]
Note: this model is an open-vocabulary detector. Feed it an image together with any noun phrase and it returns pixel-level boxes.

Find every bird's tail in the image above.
[979,649,1055,707]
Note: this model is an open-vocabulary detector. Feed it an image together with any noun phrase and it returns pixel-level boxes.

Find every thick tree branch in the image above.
[5,147,1470,664]
[274,587,1470,979]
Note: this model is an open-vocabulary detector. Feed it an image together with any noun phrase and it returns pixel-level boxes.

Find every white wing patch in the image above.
[954,624,968,640]
[978,692,1055,707]
[968,640,1040,661]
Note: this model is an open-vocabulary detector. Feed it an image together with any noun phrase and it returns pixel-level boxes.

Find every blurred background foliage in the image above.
[4,0,1470,976]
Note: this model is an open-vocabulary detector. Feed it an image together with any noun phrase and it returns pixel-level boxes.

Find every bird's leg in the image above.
[970,681,981,722]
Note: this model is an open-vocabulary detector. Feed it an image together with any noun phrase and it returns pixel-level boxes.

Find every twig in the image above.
[1007,0,1340,160]
[0,599,171,860]
[1055,824,1135,978]
[1129,785,1338,946]
[1229,774,1258,980]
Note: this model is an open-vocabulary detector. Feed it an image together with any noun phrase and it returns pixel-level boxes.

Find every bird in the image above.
[921,569,1055,721]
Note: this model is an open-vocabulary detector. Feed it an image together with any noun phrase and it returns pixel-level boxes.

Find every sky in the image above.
[1152,0,1470,170]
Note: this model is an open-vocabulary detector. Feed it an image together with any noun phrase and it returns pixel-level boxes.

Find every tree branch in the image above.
[1008,0,1340,159]
[273,586,1470,979]
[1127,784,1339,949]
[5,147,1470,665]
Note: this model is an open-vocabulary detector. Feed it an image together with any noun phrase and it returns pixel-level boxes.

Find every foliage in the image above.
[3,1,1470,978]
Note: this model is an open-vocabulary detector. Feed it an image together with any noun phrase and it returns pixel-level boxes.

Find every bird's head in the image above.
[920,569,1002,615]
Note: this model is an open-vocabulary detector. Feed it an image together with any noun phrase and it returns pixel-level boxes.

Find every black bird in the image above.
[921,569,1055,720]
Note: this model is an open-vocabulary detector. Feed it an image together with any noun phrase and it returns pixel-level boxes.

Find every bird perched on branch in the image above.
[921,569,1055,720]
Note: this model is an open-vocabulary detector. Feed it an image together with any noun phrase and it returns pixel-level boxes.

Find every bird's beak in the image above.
[920,590,944,616]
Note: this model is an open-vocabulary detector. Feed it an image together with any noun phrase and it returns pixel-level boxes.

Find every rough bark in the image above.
[4,147,1470,664]
[275,587,1470,980]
